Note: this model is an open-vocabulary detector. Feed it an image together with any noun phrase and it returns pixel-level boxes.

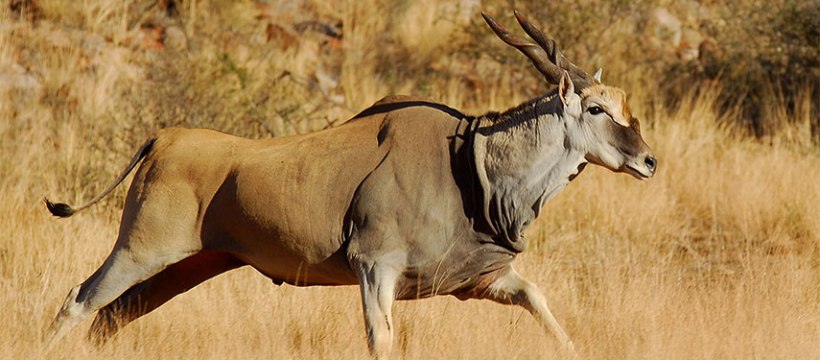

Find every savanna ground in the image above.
[2,0,819,359]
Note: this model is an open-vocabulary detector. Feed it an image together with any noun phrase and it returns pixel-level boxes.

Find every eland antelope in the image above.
[44,10,656,358]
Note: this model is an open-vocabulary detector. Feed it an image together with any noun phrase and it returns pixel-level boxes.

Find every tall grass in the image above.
[2,0,819,359]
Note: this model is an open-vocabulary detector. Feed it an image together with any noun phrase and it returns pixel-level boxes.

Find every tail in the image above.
[45,137,157,218]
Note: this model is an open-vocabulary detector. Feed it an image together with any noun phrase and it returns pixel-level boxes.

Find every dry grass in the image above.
[2,1,819,359]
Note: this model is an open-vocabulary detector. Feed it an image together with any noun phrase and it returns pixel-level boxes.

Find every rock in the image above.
[647,7,682,49]
[44,27,73,49]
[81,32,107,55]
[0,62,41,95]
[138,24,166,51]
[679,28,705,62]
[266,22,300,50]
[164,25,187,51]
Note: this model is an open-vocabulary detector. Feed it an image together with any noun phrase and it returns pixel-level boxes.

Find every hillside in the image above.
[2,1,819,359]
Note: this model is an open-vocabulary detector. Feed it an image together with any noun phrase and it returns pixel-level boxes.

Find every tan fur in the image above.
[44,12,656,359]
[44,74,655,360]
[581,84,634,127]
[44,96,520,353]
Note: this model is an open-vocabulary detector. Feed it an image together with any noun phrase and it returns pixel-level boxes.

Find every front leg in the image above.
[354,260,400,359]
[484,265,578,357]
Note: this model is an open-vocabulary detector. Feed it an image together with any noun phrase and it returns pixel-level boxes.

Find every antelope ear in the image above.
[558,71,575,105]
[593,68,603,82]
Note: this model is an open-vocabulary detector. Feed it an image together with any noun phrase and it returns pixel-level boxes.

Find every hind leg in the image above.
[44,247,195,347]
[43,151,212,347]
[88,251,243,342]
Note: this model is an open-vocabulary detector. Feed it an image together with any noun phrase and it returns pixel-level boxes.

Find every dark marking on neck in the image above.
[476,88,561,131]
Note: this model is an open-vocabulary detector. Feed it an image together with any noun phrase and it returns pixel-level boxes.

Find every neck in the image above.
[471,92,587,252]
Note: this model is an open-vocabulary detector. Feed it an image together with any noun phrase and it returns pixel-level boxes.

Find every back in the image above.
[204,96,470,284]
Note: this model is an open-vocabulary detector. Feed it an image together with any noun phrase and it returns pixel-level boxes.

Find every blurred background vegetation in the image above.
[3,2,819,358]
[2,0,817,232]
[4,0,817,141]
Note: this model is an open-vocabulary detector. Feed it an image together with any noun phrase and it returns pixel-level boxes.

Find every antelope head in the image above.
[483,11,657,179]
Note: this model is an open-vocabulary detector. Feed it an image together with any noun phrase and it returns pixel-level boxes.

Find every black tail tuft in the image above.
[44,198,74,218]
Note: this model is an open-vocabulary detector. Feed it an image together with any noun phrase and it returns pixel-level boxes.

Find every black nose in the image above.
[644,156,657,172]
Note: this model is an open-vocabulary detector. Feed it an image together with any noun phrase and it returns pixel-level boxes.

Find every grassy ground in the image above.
[2,1,819,359]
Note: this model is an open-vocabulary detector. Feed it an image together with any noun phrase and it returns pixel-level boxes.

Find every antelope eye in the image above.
[588,106,604,115]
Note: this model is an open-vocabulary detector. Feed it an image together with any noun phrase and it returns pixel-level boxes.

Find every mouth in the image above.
[623,164,653,180]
